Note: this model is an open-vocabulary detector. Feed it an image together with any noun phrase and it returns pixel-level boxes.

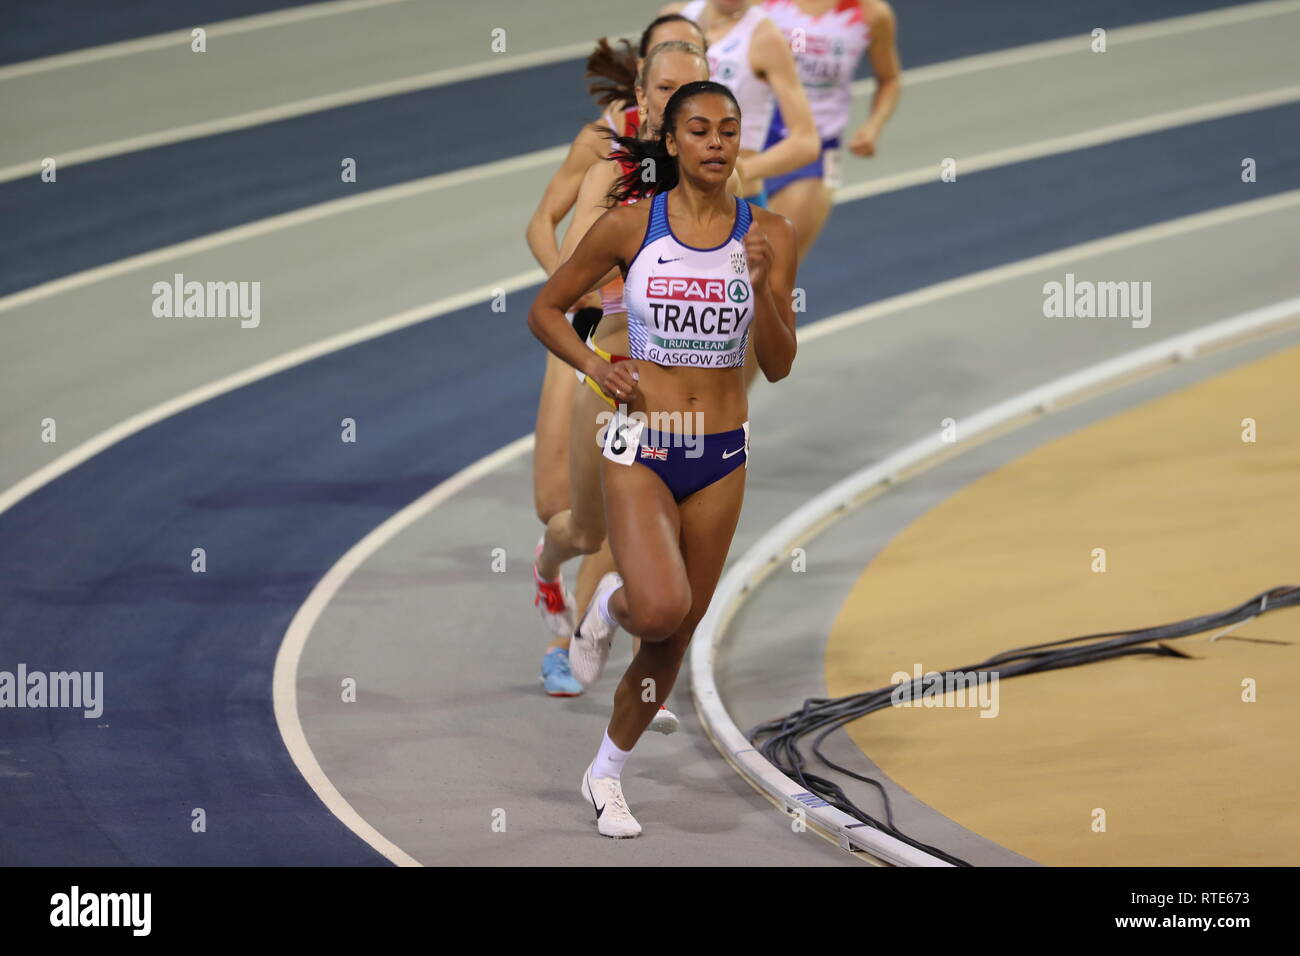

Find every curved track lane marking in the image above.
[689,295,1300,863]
[0,0,413,81]
[0,154,559,313]
[0,269,541,519]
[835,84,1300,203]
[265,192,1300,865]
[272,435,532,866]
[0,37,634,184]
[6,189,1295,525]
[6,0,1295,183]
[803,191,1300,343]
[867,0,1300,91]
[6,84,1296,314]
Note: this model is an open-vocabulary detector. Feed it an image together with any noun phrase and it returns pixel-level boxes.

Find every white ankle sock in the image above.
[591,729,632,780]
[597,582,620,627]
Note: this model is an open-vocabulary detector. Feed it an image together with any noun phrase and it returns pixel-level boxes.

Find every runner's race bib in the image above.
[602,408,644,466]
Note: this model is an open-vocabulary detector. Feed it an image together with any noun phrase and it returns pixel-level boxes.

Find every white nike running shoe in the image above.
[533,536,576,639]
[569,572,622,687]
[649,705,680,735]
[580,763,642,838]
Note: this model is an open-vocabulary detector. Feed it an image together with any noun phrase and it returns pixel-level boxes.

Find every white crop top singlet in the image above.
[763,0,870,140]
[623,191,756,369]
[680,0,775,153]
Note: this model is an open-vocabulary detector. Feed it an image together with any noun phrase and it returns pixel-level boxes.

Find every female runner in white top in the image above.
[533,44,738,713]
[665,0,819,206]
[529,80,798,837]
[762,0,902,259]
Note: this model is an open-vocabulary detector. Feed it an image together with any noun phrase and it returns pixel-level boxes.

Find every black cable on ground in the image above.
[748,585,1300,867]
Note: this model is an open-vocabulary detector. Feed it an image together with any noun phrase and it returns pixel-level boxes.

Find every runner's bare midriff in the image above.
[623,361,749,435]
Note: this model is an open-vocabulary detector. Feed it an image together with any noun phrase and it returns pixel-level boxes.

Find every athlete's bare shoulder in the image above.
[592,197,653,265]
[578,152,620,205]
[859,0,897,32]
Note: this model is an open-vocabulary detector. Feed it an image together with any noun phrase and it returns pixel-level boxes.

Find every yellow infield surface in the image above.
[825,343,1300,865]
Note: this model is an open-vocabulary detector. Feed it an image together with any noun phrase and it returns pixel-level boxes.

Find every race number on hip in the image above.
[602,409,644,466]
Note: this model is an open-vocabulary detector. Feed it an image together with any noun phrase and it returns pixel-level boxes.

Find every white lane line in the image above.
[0,268,542,520]
[834,84,1300,203]
[6,0,1295,183]
[4,190,1297,529]
[272,435,532,868]
[0,0,412,81]
[265,192,1299,866]
[0,148,563,315]
[0,34,636,184]
[802,190,1300,345]
[7,80,1296,316]
[868,0,1300,91]
[690,293,1300,865]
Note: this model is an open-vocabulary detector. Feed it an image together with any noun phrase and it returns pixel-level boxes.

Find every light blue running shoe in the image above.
[540,647,583,697]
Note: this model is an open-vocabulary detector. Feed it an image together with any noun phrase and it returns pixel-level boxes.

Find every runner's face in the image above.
[634,22,705,102]
[666,93,741,185]
[638,52,710,136]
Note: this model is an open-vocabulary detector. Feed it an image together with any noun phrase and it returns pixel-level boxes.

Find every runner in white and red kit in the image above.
[761,0,902,259]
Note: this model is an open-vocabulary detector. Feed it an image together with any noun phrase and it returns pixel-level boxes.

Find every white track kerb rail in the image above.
[689,296,1300,867]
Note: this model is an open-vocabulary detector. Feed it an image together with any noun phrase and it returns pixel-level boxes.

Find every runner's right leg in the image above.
[537,314,627,637]
[533,350,577,526]
[536,325,620,695]
[533,347,582,695]
[537,373,612,574]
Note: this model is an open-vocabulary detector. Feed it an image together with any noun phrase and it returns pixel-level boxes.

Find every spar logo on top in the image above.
[642,275,751,366]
